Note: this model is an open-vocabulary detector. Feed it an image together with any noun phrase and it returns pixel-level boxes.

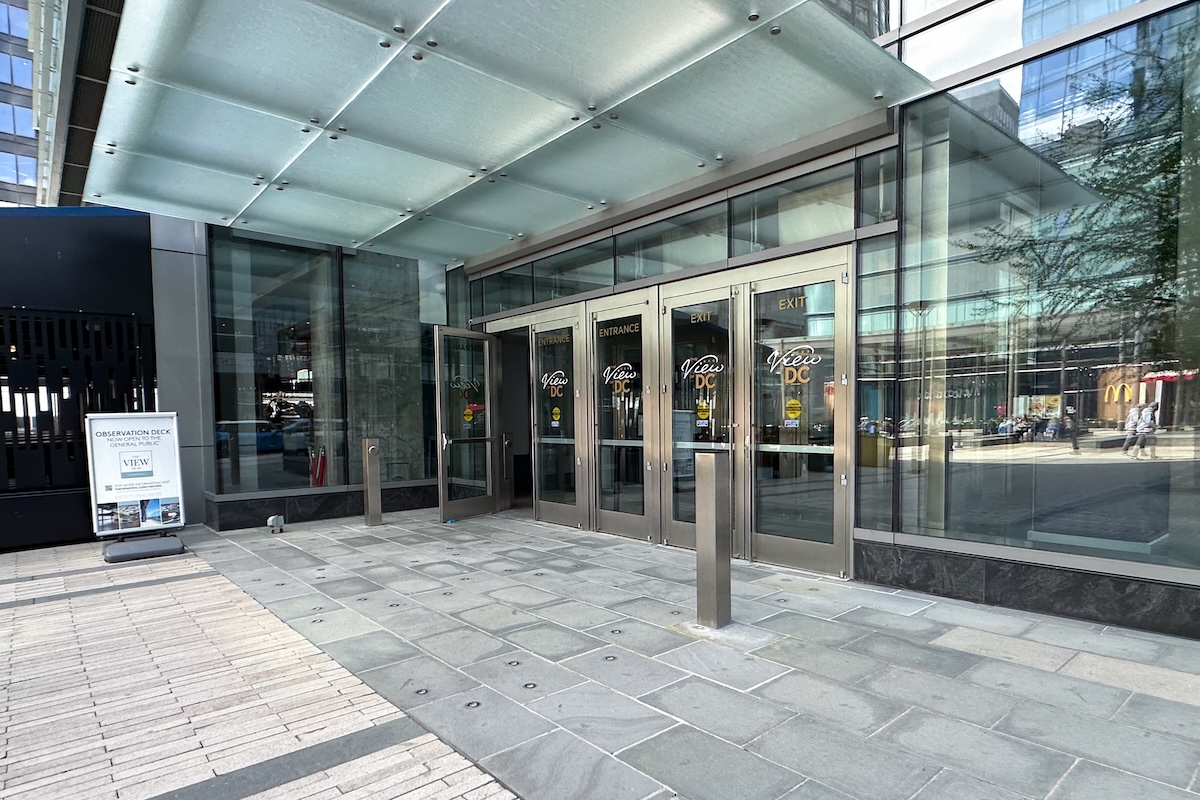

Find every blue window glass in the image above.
[16,155,34,186]
[10,6,28,39]
[0,152,16,184]
[0,4,8,35]
[0,54,10,85]
[0,102,12,134]
[13,104,32,137]
[12,56,31,89]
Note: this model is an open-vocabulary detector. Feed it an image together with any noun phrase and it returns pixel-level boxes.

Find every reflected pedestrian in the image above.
[1134,402,1159,460]
[1121,404,1143,457]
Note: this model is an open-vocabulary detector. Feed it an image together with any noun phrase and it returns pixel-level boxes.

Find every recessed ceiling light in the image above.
[487,178,495,183]
[393,26,405,33]
[587,105,597,112]
[499,173,507,177]
[125,79,136,85]
[330,134,338,140]
[253,181,261,186]
[748,13,760,20]
[310,118,319,124]
[715,155,724,161]
[281,181,289,185]
[220,216,228,221]
[301,126,310,133]
[426,40,438,47]
[126,66,139,73]
[571,115,580,121]
[337,126,347,132]
[698,162,706,168]
[469,173,477,178]
[104,149,114,154]
[412,53,423,61]
[587,205,594,209]
[275,186,284,191]
[770,25,782,34]
[92,193,101,197]
[380,40,391,47]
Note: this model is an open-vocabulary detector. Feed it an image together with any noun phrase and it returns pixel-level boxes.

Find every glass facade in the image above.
[616,205,727,282]
[885,3,1200,567]
[211,232,447,494]
[211,231,345,493]
[732,163,855,257]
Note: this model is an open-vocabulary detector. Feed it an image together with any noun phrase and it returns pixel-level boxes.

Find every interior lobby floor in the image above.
[5,510,1200,799]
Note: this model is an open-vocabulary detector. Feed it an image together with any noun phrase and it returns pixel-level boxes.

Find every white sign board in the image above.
[85,412,185,537]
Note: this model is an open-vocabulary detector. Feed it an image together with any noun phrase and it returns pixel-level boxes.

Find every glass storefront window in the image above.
[535,328,576,504]
[482,265,532,316]
[210,230,345,493]
[897,4,1200,568]
[446,266,470,328]
[856,237,898,531]
[820,0,898,36]
[344,253,445,484]
[901,0,1149,83]
[596,315,645,514]
[859,150,898,227]
[616,204,727,283]
[534,241,614,304]
[732,163,855,257]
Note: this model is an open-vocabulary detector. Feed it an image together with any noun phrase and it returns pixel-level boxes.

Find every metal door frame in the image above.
[486,306,588,529]
[656,282,738,552]
[740,247,854,576]
[585,289,661,542]
[434,326,503,522]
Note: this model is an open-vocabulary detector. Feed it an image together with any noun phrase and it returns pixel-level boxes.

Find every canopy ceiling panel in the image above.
[87,0,930,265]
[610,1,932,161]
[330,51,579,169]
[369,217,513,263]
[422,0,803,110]
[97,80,313,179]
[281,134,469,212]
[427,179,593,238]
[239,187,403,246]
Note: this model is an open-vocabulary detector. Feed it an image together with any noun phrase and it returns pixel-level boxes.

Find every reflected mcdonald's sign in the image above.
[1103,383,1134,403]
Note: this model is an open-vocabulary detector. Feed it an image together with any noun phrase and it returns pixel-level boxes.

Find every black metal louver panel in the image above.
[0,310,143,493]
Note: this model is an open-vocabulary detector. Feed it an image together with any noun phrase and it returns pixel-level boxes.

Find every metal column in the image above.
[362,438,382,527]
[695,450,731,628]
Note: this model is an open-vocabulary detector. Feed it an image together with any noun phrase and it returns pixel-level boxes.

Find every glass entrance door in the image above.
[660,286,733,550]
[591,295,660,540]
[747,263,852,575]
[532,319,587,528]
[434,326,503,522]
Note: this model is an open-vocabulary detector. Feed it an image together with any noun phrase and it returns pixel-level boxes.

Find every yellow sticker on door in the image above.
[551,407,561,421]
[696,400,711,420]
[463,407,474,422]
[785,398,802,420]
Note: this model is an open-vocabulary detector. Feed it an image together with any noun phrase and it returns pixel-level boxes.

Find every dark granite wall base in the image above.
[856,540,1200,640]
[208,485,438,531]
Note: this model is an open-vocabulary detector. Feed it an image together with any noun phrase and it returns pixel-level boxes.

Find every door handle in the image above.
[441,432,450,451]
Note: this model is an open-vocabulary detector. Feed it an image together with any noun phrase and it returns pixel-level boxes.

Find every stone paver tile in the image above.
[453,603,542,634]
[533,600,623,630]
[527,682,676,753]
[358,655,480,710]
[484,730,663,800]
[462,652,586,703]
[583,618,694,657]
[656,640,788,690]
[995,699,1200,788]
[1112,693,1200,744]
[778,780,857,799]
[749,715,936,800]
[1047,760,1200,800]
[842,632,982,678]
[962,660,1130,717]
[752,670,907,735]
[917,603,1036,636]
[858,666,1018,726]
[1059,652,1200,707]
[620,726,801,800]
[641,676,793,745]
[928,627,1076,671]
[756,611,868,647]
[833,607,953,643]
[412,627,516,668]
[485,585,563,608]
[320,630,419,672]
[873,709,1075,798]
[1022,622,1165,665]
[286,609,381,645]
[408,686,556,761]
[910,770,1030,800]
[562,645,687,697]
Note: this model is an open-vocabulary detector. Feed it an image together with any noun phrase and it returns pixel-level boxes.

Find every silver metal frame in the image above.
[485,306,589,529]
[434,325,503,522]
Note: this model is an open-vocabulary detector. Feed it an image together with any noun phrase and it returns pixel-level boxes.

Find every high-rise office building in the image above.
[0,0,34,205]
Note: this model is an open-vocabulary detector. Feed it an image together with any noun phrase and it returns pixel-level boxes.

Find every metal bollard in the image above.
[363,438,382,527]
[695,450,731,629]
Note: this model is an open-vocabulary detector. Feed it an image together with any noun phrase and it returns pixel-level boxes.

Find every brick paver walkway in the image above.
[0,542,513,800]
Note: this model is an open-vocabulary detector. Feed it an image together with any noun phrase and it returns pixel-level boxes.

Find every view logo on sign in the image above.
[767,345,822,385]
[680,354,725,389]
[119,451,153,478]
[541,369,568,398]
[603,362,638,395]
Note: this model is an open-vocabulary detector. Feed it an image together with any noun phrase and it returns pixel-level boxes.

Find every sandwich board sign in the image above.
[85,412,185,536]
